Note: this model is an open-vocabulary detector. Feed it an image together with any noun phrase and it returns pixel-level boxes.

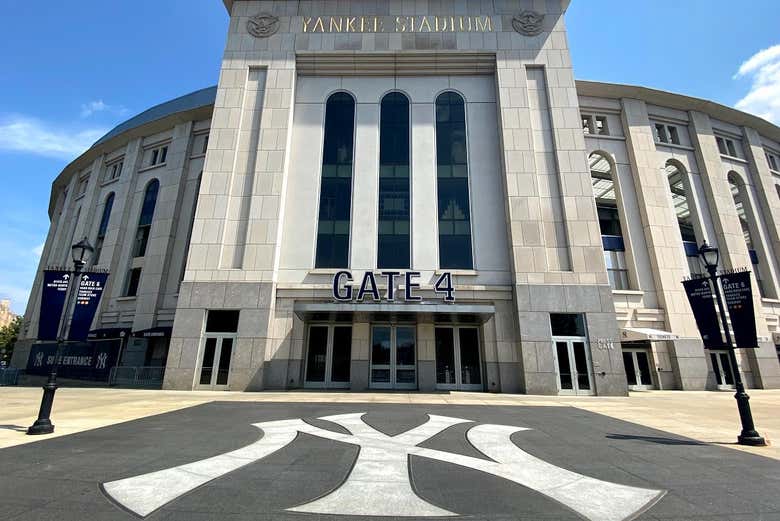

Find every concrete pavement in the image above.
[0,387,777,459]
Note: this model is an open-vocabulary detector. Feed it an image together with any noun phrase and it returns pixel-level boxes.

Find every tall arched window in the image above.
[435,91,473,269]
[378,92,411,269]
[728,172,768,296]
[315,92,355,268]
[133,179,159,258]
[665,161,701,274]
[590,153,628,289]
[93,192,115,265]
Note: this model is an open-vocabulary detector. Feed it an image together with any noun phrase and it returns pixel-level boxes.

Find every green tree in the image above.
[0,316,22,366]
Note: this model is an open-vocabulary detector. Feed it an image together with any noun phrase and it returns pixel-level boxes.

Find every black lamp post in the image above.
[27,237,93,435]
[697,241,766,446]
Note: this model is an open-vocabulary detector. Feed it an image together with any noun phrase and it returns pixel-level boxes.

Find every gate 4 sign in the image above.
[103,413,664,520]
[332,270,455,302]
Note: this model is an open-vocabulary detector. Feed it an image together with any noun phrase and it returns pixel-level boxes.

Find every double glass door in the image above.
[198,335,234,390]
[305,325,352,388]
[622,347,654,390]
[554,338,593,395]
[710,350,736,389]
[435,327,482,391]
[370,325,416,389]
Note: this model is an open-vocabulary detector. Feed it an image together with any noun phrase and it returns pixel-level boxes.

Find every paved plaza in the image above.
[0,389,779,520]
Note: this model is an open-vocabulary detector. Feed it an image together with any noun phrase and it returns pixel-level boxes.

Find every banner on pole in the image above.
[682,277,727,349]
[68,272,109,342]
[38,270,71,341]
[720,270,758,349]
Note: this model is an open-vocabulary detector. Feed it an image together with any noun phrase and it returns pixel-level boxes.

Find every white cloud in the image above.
[0,283,33,315]
[733,44,780,125]
[32,243,44,258]
[0,115,107,160]
[80,99,128,118]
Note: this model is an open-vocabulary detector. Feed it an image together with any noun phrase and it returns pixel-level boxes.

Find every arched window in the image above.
[665,161,701,274]
[378,92,411,269]
[728,172,768,296]
[435,91,473,269]
[133,179,159,258]
[93,193,115,265]
[590,153,628,289]
[179,172,203,287]
[315,92,355,268]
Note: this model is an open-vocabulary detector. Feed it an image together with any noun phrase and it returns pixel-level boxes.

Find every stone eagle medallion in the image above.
[247,13,280,38]
[512,10,545,36]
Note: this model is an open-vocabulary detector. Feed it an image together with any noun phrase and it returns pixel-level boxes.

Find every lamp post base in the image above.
[27,418,54,435]
[738,433,767,446]
[26,381,58,435]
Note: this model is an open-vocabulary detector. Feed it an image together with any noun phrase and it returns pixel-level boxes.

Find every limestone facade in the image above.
[12,0,780,394]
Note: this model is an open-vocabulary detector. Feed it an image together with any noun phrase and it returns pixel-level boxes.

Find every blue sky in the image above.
[1,0,779,315]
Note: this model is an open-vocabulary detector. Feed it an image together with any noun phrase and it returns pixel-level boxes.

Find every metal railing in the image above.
[0,367,20,386]
[108,366,165,388]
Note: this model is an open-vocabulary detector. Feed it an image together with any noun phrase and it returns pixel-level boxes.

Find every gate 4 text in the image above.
[332,271,455,302]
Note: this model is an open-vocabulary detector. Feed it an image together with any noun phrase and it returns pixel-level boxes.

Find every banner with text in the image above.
[67,272,109,342]
[38,270,71,341]
[720,270,758,349]
[682,277,727,349]
[26,341,119,380]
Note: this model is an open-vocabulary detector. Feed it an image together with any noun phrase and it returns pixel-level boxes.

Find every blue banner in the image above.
[721,270,758,349]
[68,272,109,341]
[38,270,71,341]
[682,277,727,349]
[26,340,120,380]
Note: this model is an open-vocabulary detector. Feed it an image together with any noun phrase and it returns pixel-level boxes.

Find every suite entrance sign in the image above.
[332,271,455,303]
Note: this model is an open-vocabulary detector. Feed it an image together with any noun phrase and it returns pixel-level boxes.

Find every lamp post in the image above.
[697,241,766,446]
[27,237,93,435]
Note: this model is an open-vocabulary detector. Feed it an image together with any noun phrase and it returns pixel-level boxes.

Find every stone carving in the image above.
[512,10,545,36]
[247,13,280,38]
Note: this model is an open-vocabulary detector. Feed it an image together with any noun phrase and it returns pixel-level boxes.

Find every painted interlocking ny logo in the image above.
[103,413,664,520]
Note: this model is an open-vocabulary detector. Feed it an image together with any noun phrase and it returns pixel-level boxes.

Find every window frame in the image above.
[377,91,412,270]
[434,90,475,271]
[313,91,357,269]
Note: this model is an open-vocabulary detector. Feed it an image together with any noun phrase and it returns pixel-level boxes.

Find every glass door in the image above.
[622,347,655,390]
[305,325,352,389]
[435,326,483,391]
[553,338,594,395]
[370,325,417,389]
[197,335,234,390]
[710,350,736,390]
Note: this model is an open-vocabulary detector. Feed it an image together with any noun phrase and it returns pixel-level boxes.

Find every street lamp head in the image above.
[698,241,719,271]
[71,237,94,270]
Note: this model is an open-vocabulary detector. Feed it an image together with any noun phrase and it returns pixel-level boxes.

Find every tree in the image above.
[0,316,22,366]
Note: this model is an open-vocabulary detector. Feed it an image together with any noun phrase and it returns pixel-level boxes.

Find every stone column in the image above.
[688,111,780,388]
[620,98,706,389]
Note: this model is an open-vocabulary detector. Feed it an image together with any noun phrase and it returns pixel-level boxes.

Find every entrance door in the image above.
[622,347,655,390]
[553,338,593,395]
[197,336,234,390]
[370,325,416,389]
[435,326,483,391]
[710,350,736,390]
[304,325,352,389]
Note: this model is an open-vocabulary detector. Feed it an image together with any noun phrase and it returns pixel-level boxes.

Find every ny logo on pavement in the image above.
[103,413,664,520]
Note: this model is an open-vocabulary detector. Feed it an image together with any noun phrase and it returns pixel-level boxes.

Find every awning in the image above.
[132,326,173,338]
[87,327,130,340]
[620,327,679,342]
[293,302,495,324]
